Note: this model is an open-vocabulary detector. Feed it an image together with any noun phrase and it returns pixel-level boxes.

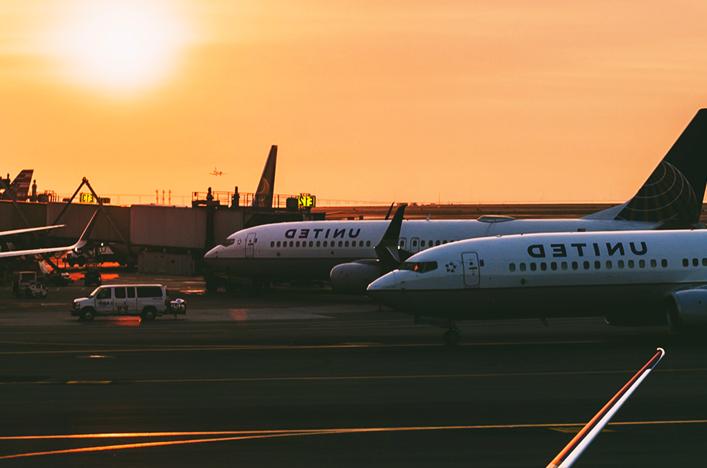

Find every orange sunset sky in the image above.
[1,1,707,205]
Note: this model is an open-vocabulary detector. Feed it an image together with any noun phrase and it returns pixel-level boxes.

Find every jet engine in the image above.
[330,259,385,294]
[667,288,707,329]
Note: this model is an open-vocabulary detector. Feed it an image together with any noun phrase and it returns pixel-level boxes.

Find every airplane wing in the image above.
[0,211,98,260]
[0,225,66,238]
[547,347,666,468]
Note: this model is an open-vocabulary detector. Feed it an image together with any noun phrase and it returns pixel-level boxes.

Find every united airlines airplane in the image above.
[367,228,707,345]
[204,109,707,292]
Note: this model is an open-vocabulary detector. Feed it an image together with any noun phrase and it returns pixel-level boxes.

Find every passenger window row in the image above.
[404,239,454,248]
[508,258,669,273]
[682,258,707,267]
[270,240,373,248]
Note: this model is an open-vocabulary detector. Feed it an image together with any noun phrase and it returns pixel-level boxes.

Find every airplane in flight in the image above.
[204,109,707,292]
[0,169,34,201]
[209,168,225,176]
[0,211,98,260]
[367,225,707,345]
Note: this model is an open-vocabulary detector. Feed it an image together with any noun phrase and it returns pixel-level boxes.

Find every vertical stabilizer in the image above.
[0,170,33,201]
[615,109,707,227]
[253,145,277,208]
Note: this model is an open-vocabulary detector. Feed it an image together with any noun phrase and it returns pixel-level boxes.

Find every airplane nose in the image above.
[367,271,407,309]
[367,271,403,292]
[204,245,221,259]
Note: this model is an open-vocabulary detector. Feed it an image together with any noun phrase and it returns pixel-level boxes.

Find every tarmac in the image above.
[0,276,705,467]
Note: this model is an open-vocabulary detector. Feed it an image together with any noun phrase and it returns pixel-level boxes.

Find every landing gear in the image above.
[443,321,461,347]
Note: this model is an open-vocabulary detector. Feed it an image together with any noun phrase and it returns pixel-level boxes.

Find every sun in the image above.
[47,0,190,94]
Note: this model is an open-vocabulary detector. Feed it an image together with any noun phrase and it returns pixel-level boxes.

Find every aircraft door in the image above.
[461,252,480,288]
[245,233,256,258]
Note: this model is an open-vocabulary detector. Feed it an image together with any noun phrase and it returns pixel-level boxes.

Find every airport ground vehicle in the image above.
[71,284,186,321]
[12,271,47,298]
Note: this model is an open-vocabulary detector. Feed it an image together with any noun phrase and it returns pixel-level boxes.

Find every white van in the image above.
[71,284,186,321]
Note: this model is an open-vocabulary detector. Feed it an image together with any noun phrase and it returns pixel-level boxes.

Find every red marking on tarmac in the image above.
[229,309,248,321]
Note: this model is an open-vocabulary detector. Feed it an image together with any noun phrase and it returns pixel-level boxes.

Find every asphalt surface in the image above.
[0,278,705,467]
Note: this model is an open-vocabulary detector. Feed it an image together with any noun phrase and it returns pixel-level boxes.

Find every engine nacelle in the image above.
[668,288,707,329]
[330,260,385,294]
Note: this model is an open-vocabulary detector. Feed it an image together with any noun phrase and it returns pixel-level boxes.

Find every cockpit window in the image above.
[220,238,235,247]
[400,261,438,273]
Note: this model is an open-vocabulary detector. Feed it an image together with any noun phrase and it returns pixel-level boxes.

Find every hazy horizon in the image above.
[2,1,707,204]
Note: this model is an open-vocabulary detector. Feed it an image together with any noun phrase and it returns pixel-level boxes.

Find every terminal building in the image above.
[0,146,323,275]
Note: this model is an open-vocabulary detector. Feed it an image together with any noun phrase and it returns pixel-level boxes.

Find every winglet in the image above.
[71,209,100,251]
[547,348,666,468]
[375,203,408,268]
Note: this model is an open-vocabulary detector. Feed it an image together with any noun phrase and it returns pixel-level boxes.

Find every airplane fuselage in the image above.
[204,217,655,282]
[367,229,707,324]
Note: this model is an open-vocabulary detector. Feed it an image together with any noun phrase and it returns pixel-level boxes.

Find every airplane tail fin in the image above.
[375,203,409,268]
[253,145,277,208]
[613,109,707,227]
[1,169,33,201]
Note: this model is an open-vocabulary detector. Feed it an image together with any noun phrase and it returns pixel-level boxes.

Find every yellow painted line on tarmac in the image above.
[2,419,707,460]
[126,369,654,384]
[0,431,326,460]
[2,367,707,386]
[0,340,600,356]
[65,380,112,385]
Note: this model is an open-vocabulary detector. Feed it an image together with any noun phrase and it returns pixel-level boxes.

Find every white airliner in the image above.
[367,228,707,344]
[204,109,707,292]
[0,211,97,259]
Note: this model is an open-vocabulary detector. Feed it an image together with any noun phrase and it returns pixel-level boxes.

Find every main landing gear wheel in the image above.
[443,324,460,347]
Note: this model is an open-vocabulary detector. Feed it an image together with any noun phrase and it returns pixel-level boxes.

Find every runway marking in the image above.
[1,419,707,460]
[0,340,601,355]
[2,367,707,386]
[75,354,114,360]
[0,432,326,460]
[65,380,112,385]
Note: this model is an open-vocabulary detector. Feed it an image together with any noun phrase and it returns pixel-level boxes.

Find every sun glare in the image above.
[47,0,190,94]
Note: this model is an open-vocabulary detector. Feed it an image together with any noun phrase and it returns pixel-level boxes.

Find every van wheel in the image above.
[80,308,95,322]
[141,307,156,321]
